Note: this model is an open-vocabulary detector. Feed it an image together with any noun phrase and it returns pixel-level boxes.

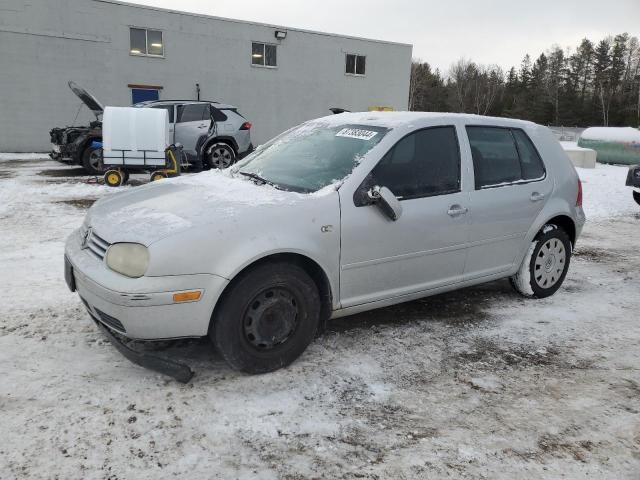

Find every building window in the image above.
[130,87,160,104]
[252,42,277,67]
[130,27,164,57]
[345,54,366,76]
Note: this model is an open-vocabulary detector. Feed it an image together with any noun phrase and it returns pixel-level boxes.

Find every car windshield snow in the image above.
[237,123,389,193]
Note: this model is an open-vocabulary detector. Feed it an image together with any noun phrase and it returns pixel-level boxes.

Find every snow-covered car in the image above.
[64,112,585,378]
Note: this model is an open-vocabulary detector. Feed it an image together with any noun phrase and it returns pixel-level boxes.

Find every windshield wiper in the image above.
[239,171,270,185]
[238,171,287,191]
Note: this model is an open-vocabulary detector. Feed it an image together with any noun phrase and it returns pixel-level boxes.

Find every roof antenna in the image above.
[196,83,200,101]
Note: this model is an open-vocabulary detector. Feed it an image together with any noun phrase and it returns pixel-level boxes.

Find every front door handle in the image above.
[530,192,545,202]
[447,205,468,217]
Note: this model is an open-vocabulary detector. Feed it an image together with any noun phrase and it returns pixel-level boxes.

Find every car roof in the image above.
[316,111,539,130]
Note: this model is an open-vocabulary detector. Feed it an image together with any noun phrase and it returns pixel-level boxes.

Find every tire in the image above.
[510,225,572,298]
[205,142,236,169]
[211,262,321,374]
[633,190,640,206]
[150,171,168,182]
[82,147,103,175]
[104,169,123,187]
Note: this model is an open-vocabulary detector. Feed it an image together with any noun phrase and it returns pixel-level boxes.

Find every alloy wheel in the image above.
[207,145,234,169]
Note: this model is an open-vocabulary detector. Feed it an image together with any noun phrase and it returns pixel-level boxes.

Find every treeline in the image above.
[409,33,640,127]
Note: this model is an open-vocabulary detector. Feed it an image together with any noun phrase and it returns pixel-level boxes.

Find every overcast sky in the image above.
[127,0,638,73]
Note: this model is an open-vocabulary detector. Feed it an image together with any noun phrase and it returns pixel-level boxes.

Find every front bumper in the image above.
[65,228,229,340]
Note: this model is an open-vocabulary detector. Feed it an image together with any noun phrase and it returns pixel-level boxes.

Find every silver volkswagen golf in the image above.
[65,112,585,376]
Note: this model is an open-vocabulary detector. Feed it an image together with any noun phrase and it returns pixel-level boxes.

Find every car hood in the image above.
[87,171,330,246]
[69,81,104,119]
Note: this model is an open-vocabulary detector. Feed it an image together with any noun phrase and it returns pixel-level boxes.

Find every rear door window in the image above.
[370,126,461,199]
[177,104,208,123]
[466,126,545,189]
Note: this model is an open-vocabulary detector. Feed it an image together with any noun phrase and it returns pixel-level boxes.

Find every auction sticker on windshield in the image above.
[336,128,378,140]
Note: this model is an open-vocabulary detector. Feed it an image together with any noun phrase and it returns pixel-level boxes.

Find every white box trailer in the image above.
[101,106,181,187]
[103,106,169,166]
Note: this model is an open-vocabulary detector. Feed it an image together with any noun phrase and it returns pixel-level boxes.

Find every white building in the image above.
[0,0,412,151]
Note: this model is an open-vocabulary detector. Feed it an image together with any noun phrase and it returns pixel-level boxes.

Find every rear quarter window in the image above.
[467,126,545,189]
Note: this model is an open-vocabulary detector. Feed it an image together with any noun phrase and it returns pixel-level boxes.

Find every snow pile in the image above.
[580,127,640,143]
[576,164,637,220]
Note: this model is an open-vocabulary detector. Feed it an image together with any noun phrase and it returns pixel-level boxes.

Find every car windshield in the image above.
[237,123,389,193]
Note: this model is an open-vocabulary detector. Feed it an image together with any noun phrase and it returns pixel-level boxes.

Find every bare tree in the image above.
[448,59,504,115]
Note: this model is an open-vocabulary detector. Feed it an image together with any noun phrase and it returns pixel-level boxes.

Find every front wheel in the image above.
[510,225,571,298]
[82,147,103,175]
[150,171,168,182]
[211,262,321,374]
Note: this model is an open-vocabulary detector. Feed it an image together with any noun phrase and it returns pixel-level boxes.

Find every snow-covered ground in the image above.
[0,157,639,479]
[0,152,49,161]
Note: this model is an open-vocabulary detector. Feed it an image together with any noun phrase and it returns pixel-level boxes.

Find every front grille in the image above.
[94,307,126,333]
[82,227,111,260]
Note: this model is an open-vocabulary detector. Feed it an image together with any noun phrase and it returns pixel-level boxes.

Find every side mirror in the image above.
[367,186,403,221]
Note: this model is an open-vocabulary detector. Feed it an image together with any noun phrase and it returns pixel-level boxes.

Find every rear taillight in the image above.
[240,122,252,131]
[576,179,583,207]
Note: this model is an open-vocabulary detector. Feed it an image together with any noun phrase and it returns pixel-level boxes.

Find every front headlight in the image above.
[105,243,149,278]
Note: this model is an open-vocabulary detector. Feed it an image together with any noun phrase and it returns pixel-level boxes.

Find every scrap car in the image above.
[65,112,585,381]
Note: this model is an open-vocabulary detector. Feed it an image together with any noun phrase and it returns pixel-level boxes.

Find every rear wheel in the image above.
[82,147,103,175]
[205,142,236,169]
[150,171,168,182]
[211,262,321,373]
[510,225,571,298]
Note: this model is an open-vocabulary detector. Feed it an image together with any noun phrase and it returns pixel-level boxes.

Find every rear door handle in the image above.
[447,205,468,217]
[530,192,545,202]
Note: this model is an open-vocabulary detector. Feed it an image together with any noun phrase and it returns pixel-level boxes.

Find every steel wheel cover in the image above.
[534,238,566,289]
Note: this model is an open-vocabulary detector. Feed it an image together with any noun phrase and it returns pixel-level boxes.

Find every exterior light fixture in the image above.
[275,30,287,40]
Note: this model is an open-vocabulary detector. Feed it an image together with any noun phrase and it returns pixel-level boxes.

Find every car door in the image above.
[174,104,211,158]
[339,125,470,308]
[463,125,552,278]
